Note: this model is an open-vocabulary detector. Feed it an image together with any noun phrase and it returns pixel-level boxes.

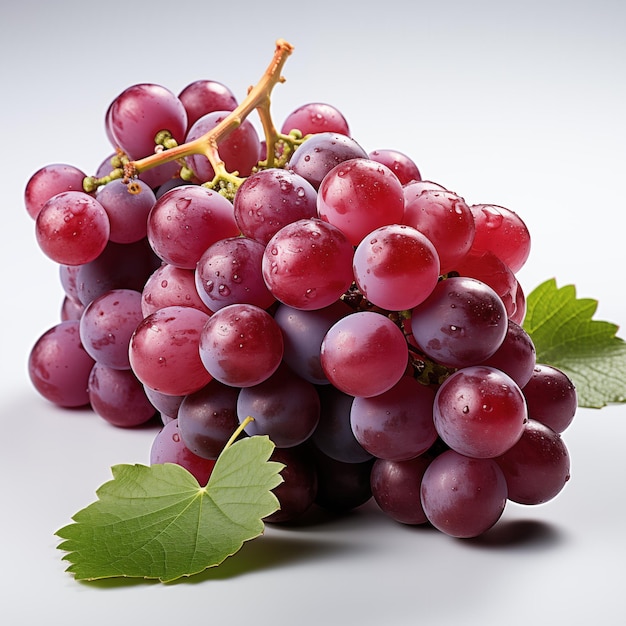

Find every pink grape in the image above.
[195,236,275,311]
[280,102,350,137]
[178,79,238,130]
[141,263,212,317]
[402,188,475,275]
[129,305,212,396]
[433,365,528,458]
[232,168,318,245]
[317,157,405,246]
[35,191,110,265]
[147,185,240,269]
[469,203,531,273]
[199,303,283,387]
[28,320,95,407]
[320,311,408,398]
[24,163,88,220]
[88,363,156,427]
[79,288,144,370]
[368,149,421,185]
[262,218,354,310]
[352,224,440,311]
[107,83,188,159]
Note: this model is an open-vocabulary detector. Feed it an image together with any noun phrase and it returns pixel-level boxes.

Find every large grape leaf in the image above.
[56,435,284,582]
[523,278,626,408]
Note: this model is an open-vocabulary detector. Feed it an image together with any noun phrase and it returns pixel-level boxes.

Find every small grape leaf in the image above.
[56,435,284,582]
[523,278,626,409]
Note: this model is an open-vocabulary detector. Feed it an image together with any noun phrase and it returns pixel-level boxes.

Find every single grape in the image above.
[88,363,156,427]
[232,168,318,245]
[495,419,570,505]
[368,149,421,185]
[370,456,432,525]
[96,178,157,244]
[79,288,144,370]
[147,185,240,269]
[141,263,212,317]
[410,276,508,369]
[129,305,212,396]
[402,188,475,275]
[35,191,110,265]
[312,384,373,463]
[351,375,438,461]
[433,365,527,458]
[352,223,440,311]
[262,218,354,310]
[28,320,95,407]
[184,111,261,183]
[317,157,405,246]
[107,83,188,159]
[281,102,350,137]
[24,163,88,220]
[75,238,161,306]
[177,379,240,459]
[265,445,318,523]
[178,79,238,130]
[320,311,408,398]
[150,419,216,486]
[195,236,275,311]
[199,303,283,387]
[522,364,577,433]
[420,449,508,538]
[287,132,368,190]
[479,319,536,388]
[237,363,320,448]
[469,203,531,273]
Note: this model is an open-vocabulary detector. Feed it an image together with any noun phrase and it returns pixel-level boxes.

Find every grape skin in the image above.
[129,305,212,396]
[320,311,409,398]
[433,365,528,459]
[199,303,283,388]
[28,320,95,408]
[420,449,508,538]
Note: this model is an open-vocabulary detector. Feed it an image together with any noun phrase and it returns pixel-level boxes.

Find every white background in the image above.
[1,1,625,624]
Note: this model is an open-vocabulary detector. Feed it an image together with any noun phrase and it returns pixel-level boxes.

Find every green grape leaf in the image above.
[523,278,626,409]
[56,435,284,582]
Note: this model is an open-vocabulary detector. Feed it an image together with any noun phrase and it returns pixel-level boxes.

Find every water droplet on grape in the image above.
[158,356,166,365]
[218,284,231,296]
[161,280,168,288]
[462,406,470,414]
[175,198,192,210]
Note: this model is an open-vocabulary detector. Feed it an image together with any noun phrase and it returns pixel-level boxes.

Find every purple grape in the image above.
[177,379,240,459]
[237,363,320,448]
[495,419,570,505]
[522,364,577,433]
[420,449,508,538]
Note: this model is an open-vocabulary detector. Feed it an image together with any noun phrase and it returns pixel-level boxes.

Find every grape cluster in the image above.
[25,58,577,538]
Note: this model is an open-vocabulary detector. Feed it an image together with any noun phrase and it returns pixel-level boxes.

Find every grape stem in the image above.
[85,39,295,195]
[224,416,255,451]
